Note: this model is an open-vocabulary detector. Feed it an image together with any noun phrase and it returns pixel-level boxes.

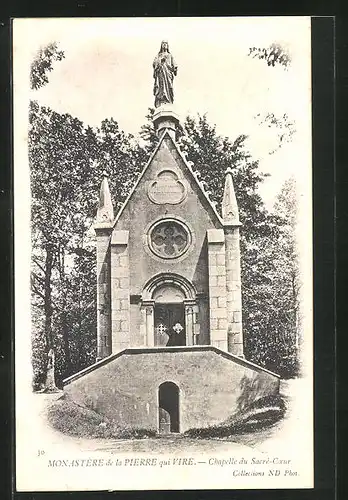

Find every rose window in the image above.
[149,220,190,259]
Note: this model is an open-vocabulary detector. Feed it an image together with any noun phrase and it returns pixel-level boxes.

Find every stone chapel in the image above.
[63,46,279,434]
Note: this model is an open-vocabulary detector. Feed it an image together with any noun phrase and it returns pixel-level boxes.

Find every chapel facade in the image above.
[94,107,244,360]
[63,48,279,434]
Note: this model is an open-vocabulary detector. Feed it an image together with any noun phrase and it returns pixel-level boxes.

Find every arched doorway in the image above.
[158,381,180,433]
[153,285,186,346]
[141,273,198,347]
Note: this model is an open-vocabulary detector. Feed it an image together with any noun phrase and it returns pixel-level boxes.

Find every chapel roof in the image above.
[112,129,224,228]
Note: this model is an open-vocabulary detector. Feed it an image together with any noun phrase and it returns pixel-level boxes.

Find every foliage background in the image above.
[21,19,311,389]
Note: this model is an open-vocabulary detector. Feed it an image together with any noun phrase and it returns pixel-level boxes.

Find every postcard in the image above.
[14,16,313,491]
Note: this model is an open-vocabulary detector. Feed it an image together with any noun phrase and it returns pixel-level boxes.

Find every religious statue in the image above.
[153,41,178,108]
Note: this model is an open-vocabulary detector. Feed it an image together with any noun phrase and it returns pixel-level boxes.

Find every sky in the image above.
[14,16,312,208]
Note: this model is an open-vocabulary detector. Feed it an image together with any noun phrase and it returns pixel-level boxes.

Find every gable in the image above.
[113,131,223,228]
[112,132,223,295]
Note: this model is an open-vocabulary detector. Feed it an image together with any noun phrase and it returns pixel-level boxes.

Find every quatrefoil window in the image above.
[149,220,191,259]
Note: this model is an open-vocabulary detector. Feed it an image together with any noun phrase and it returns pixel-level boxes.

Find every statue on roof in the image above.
[153,41,178,108]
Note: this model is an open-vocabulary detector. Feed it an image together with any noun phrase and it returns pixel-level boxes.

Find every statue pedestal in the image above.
[153,105,180,140]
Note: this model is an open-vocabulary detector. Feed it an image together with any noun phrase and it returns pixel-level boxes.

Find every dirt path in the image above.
[91,434,256,455]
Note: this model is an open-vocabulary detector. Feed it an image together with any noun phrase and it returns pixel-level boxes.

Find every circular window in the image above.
[149,219,191,259]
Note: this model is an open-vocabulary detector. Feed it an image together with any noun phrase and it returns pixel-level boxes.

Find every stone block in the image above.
[218,318,228,330]
[120,255,129,267]
[210,297,218,309]
[118,342,130,350]
[208,254,216,266]
[210,244,225,255]
[113,288,128,299]
[208,286,219,297]
[113,266,129,278]
[112,311,129,321]
[121,320,129,332]
[233,311,242,323]
[209,265,218,277]
[216,265,225,276]
[232,269,240,285]
[217,276,227,287]
[111,254,121,267]
[111,278,120,289]
[112,320,122,332]
[228,302,241,313]
[226,255,237,266]
[210,318,218,330]
[219,286,228,296]
[111,230,129,245]
[207,229,225,243]
[217,340,228,351]
[120,299,129,310]
[209,276,217,287]
[120,277,130,289]
[111,341,129,353]
[210,307,227,319]
[113,299,121,311]
[210,329,226,342]
[216,254,225,266]
[117,331,130,343]
[217,296,226,308]
[231,322,242,333]
[232,290,242,302]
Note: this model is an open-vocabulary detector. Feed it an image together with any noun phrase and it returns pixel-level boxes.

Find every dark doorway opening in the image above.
[158,381,180,433]
[154,303,186,346]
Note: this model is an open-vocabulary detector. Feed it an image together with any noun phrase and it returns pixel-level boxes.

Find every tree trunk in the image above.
[42,244,59,392]
[58,247,73,377]
[61,308,72,377]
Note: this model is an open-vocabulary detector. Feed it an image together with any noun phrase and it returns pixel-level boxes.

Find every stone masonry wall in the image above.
[64,348,280,433]
[225,227,243,356]
[95,228,112,360]
[111,231,130,353]
[207,229,228,350]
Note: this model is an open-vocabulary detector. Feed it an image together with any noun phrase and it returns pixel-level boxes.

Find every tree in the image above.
[255,112,296,155]
[30,42,65,90]
[139,108,159,154]
[248,43,291,69]
[272,177,301,371]
[247,41,296,156]
[93,118,146,212]
[243,177,300,377]
[29,101,99,388]
[30,103,147,387]
[30,98,300,385]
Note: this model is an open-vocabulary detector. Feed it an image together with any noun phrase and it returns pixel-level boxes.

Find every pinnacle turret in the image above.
[222,167,240,225]
[96,171,114,223]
